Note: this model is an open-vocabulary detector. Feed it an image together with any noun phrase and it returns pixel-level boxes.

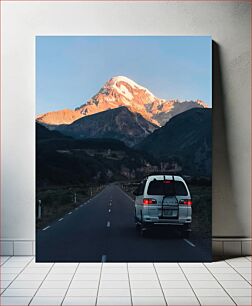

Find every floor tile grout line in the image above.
[178,263,201,306]
[126,263,133,306]
[1,257,250,305]
[0,256,12,266]
[225,260,252,286]
[225,258,251,264]
[1,256,33,267]
[95,262,103,305]
[0,256,34,296]
[0,255,15,290]
[61,263,80,305]
[203,263,238,305]
[153,262,168,306]
[28,261,55,305]
[243,257,251,262]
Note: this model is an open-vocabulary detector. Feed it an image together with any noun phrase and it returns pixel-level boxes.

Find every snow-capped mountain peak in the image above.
[76,76,168,125]
[37,76,208,127]
[107,76,156,101]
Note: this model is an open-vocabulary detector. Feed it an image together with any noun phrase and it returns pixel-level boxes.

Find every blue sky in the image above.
[36,36,212,114]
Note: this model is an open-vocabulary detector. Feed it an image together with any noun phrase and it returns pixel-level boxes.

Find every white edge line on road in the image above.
[58,218,63,222]
[68,212,72,215]
[118,187,134,202]
[42,226,50,231]
[107,221,110,228]
[184,239,196,247]
[101,255,107,262]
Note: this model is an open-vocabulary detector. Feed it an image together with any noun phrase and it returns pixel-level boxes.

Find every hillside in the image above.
[37,109,83,126]
[36,123,157,187]
[57,106,158,147]
[136,108,212,176]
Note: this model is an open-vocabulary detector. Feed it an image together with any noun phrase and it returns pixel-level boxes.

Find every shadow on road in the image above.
[137,228,184,239]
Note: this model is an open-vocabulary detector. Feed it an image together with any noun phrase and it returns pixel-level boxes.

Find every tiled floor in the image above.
[0,256,251,305]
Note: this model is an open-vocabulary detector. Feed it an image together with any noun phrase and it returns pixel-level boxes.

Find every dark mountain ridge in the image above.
[136,108,212,176]
[56,106,158,147]
[36,123,157,187]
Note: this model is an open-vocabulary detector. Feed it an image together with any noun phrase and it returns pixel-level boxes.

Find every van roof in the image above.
[145,172,183,178]
[144,175,186,183]
[147,175,182,179]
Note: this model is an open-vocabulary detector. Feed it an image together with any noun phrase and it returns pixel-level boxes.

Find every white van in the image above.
[134,174,192,238]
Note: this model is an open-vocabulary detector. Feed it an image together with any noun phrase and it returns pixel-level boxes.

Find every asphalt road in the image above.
[36,184,212,262]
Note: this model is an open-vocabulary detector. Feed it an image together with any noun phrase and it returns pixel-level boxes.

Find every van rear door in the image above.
[146,178,179,219]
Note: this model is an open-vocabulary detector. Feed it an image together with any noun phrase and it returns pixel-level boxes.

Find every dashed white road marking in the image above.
[184,239,196,247]
[68,212,72,215]
[107,221,111,228]
[42,226,50,231]
[108,209,111,213]
[109,202,112,206]
[101,255,107,262]
[58,218,63,222]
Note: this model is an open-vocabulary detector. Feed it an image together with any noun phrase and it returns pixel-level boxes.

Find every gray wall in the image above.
[1,1,250,255]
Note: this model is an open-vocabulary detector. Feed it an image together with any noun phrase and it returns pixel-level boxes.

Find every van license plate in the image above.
[163,210,177,217]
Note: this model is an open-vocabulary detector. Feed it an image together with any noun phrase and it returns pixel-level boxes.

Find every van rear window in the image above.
[175,181,188,196]
[147,180,188,196]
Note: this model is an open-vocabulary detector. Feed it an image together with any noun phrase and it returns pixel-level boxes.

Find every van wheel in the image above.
[181,224,191,239]
[134,209,139,223]
[181,230,190,239]
[139,212,147,237]
[135,223,141,229]
[140,227,148,238]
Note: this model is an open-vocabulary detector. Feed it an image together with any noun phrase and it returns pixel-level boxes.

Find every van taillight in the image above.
[143,198,157,205]
[179,199,192,206]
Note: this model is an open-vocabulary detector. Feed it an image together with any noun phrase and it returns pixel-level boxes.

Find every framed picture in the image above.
[36,36,212,262]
